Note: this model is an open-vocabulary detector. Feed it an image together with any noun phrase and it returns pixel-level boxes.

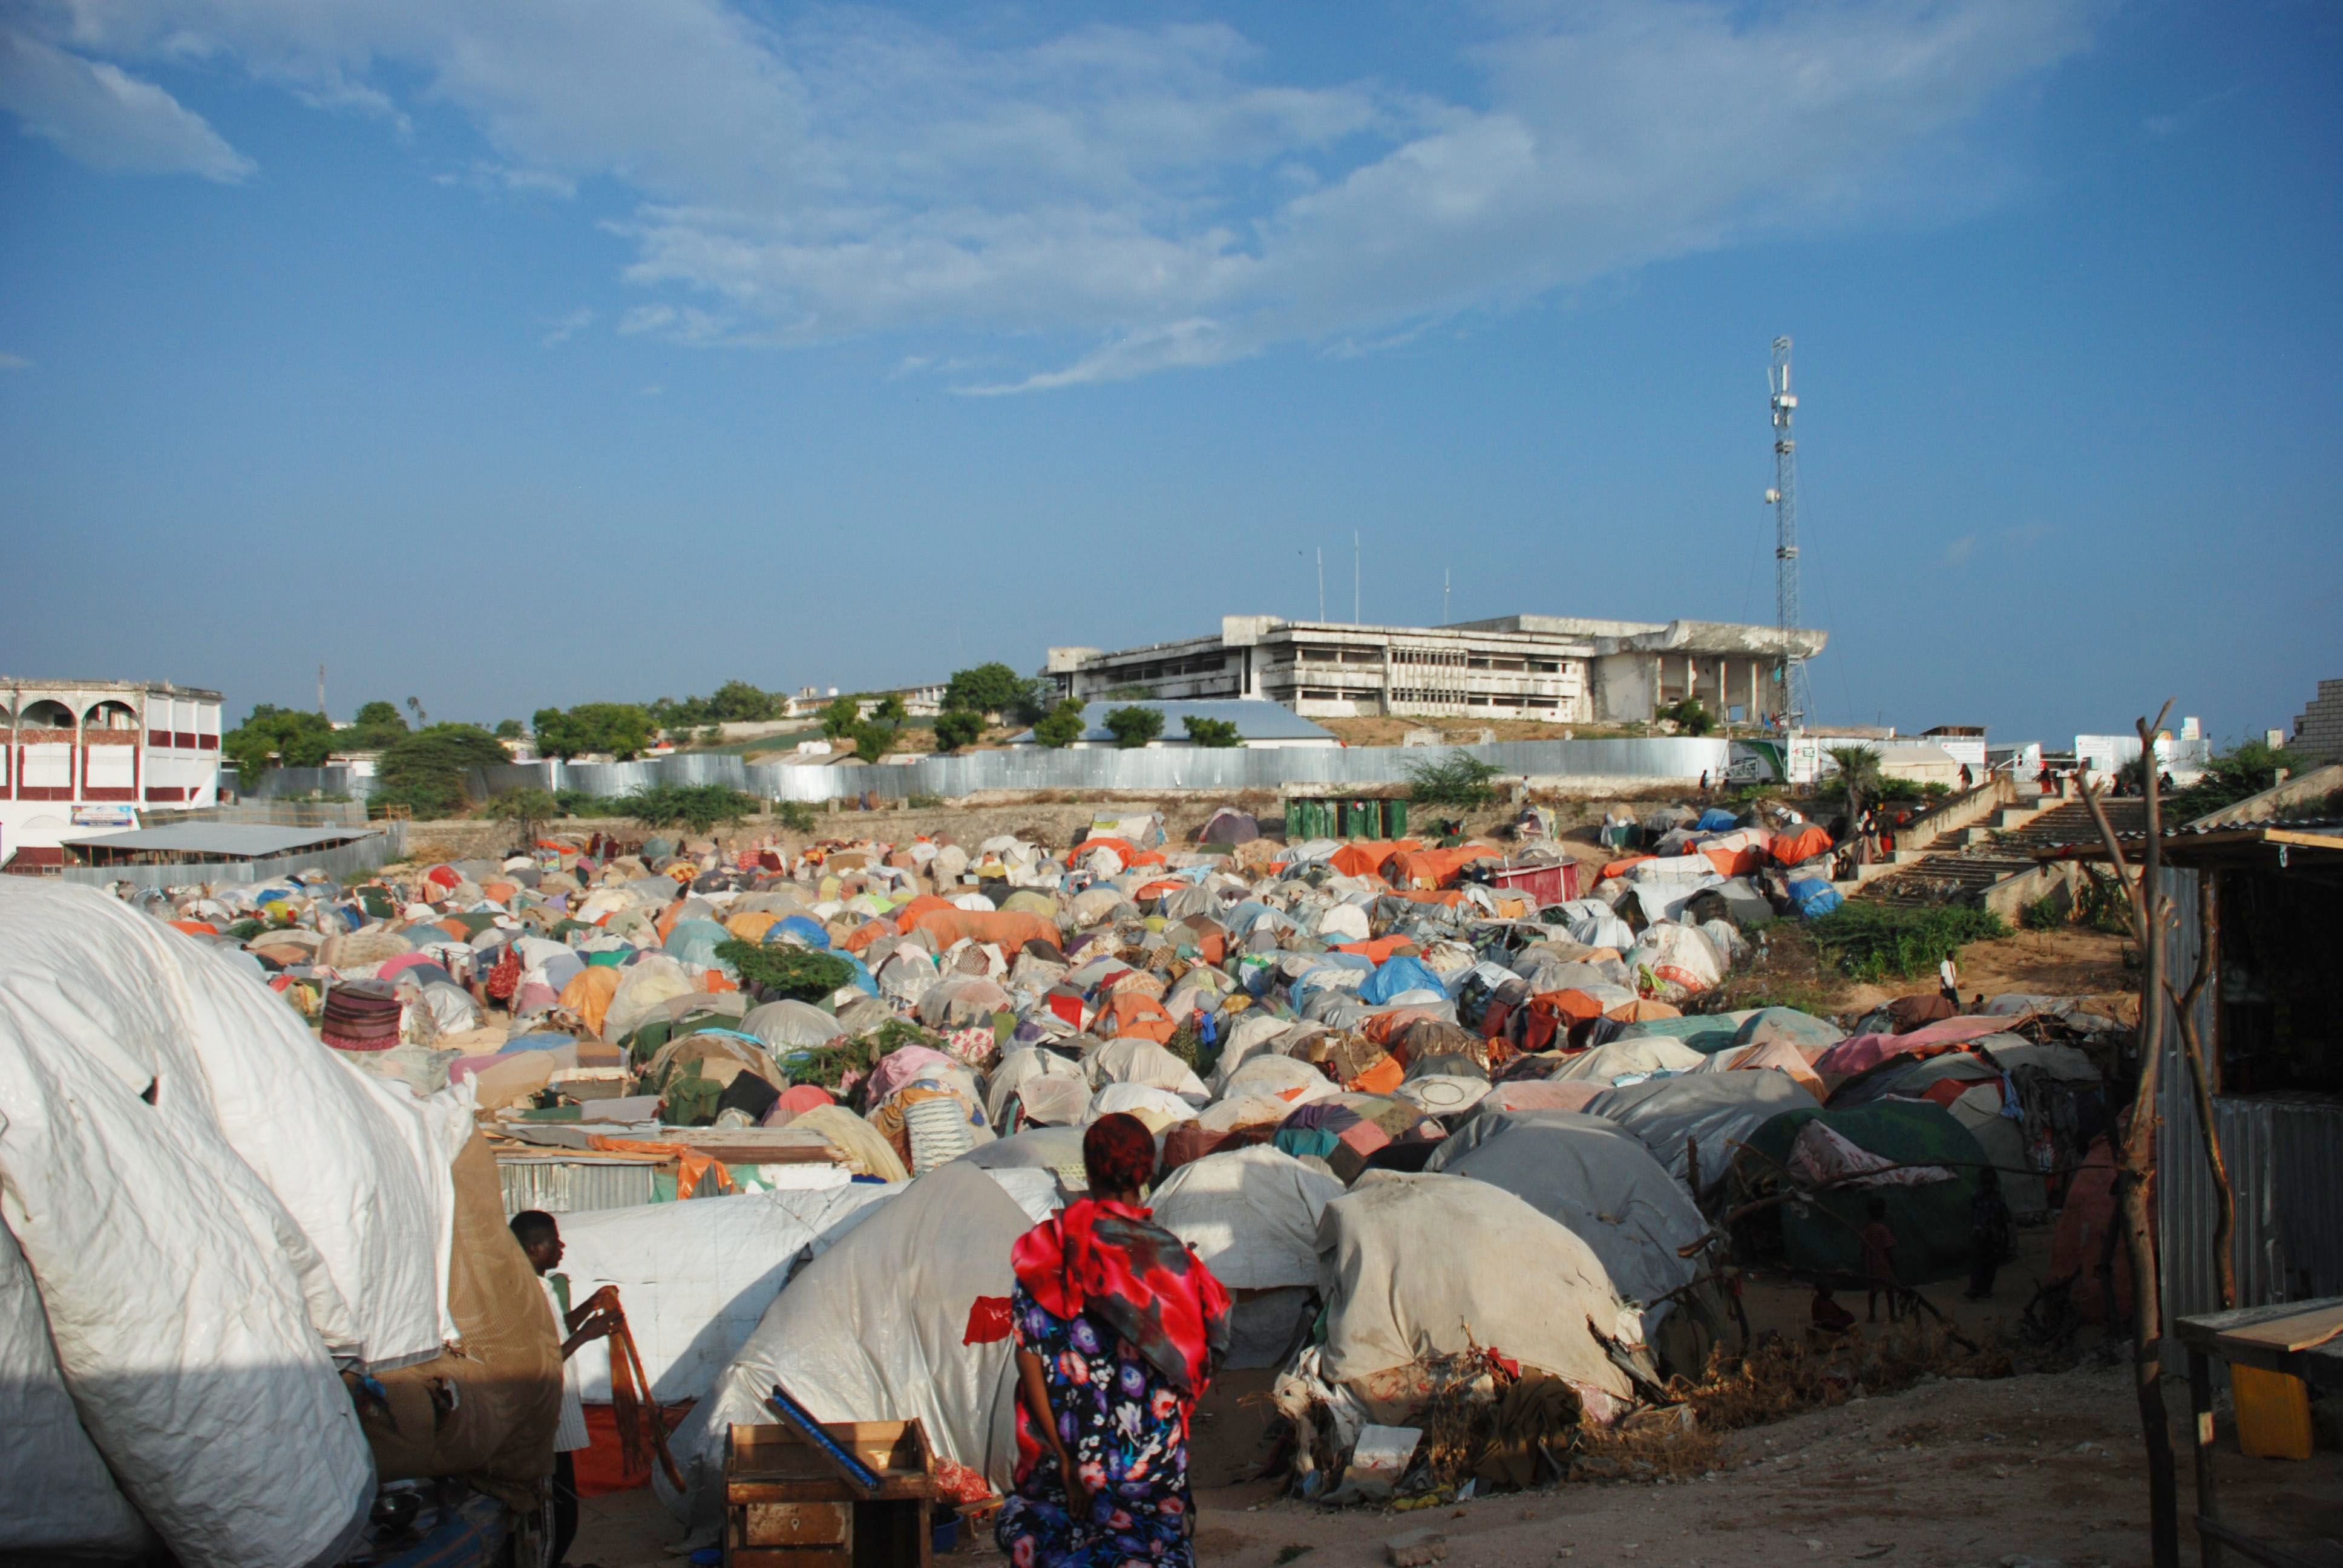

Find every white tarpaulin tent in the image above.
[1311,1172,1641,1420]
[0,882,476,1567]
[1423,1109,1702,1339]
[661,1162,1052,1540]
[1584,1069,1811,1194]
[554,1184,899,1402]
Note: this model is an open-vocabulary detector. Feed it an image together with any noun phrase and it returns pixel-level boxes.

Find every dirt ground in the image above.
[570,1336,2343,1567]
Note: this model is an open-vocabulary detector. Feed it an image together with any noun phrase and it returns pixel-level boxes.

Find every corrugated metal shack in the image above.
[2150,823,2343,1327]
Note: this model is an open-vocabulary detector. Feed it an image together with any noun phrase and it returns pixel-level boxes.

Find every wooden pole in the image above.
[2080,701,2180,1568]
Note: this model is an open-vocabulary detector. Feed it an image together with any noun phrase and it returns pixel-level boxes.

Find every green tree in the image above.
[934,710,985,751]
[223,704,338,780]
[943,662,1029,717]
[493,719,525,740]
[1182,715,1242,748]
[846,717,898,762]
[707,680,778,723]
[532,703,656,760]
[1034,700,1087,750]
[819,694,863,740]
[1827,744,1884,825]
[871,692,908,724]
[342,699,410,750]
[372,724,509,818]
[1103,705,1165,749]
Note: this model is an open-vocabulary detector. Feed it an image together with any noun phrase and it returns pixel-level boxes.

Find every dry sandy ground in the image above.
[1838,929,2133,1016]
[571,1349,2342,1567]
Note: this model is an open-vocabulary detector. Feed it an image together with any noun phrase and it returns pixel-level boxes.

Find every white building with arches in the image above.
[2,679,223,871]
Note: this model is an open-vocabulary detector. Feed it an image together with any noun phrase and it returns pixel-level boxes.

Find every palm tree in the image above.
[1827,744,1884,826]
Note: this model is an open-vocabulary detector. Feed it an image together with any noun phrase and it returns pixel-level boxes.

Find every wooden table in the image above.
[2172,1297,2343,1568]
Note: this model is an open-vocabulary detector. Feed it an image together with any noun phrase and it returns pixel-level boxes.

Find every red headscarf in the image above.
[1011,1195,1231,1397]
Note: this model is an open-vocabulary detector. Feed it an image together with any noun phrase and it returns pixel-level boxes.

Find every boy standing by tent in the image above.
[1967,1168,2014,1301]
[1861,1196,1900,1324]
[511,1210,618,1568]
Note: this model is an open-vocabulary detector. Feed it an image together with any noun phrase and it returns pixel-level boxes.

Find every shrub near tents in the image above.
[371,725,510,818]
[1033,701,1086,750]
[1103,705,1164,748]
[934,710,985,752]
[1183,715,1242,748]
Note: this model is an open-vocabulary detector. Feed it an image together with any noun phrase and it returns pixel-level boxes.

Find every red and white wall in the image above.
[2,681,221,868]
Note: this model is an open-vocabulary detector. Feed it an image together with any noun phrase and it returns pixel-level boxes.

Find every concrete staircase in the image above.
[1860,797,2146,911]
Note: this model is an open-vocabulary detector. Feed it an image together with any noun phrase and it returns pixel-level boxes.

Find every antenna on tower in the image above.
[1765,337,1812,729]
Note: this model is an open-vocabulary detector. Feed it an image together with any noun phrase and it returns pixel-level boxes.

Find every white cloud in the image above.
[540,307,593,346]
[1943,534,1978,566]
[21,0,2109,385]
[0,351,30,368]
[0,23,252,180]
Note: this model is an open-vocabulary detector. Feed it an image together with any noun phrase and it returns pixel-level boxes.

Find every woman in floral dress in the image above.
[997,1114,1231,1568]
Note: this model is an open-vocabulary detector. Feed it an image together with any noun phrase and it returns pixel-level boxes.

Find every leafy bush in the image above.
[552,787,615,815]
[1807,903,2007,981]
[2020,893,2065,932]
[619,782,762,833]
[716,939,854,1002]
[773,799,819,833]
[489,786,558,826]
[1103,705,1165,748]
[934,709,985,751]
[906,793,944,810]
[1657,697,1714,736]
[493,718,525,740]
[532,702,655,760]
[2074,869,2134,935]
[2162,737,2300,823]
[1404,750,1502,809]
[1034,700,1087,750]
[1183,715,1242,748]
[371,724,510,818]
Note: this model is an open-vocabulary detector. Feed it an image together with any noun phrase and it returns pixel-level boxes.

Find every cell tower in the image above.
[1764,336,1812,728]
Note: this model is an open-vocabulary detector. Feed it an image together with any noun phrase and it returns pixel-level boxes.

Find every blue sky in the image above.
[1,0,2336,747]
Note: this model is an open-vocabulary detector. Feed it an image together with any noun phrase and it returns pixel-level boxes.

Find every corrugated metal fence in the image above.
[448,736,1731,806]
[49,822,406,890]
[2156,865,2343,1322]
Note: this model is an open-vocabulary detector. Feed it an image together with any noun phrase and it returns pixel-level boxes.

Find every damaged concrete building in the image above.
[1045,614,1827,726]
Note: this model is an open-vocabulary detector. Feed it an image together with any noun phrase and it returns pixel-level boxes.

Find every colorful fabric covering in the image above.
[320,980,402,1052]
[1009,1198,1230,1397]
[995,1281,1204,1568]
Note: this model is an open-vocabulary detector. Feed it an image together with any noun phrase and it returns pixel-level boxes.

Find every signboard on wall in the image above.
[70,803,139,829]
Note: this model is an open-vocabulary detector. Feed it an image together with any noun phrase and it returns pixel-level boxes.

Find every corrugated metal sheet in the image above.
[48,821,405,890]
[468,736,1732,806]
[496,1156,657,1217]
[2156,866,2343,1323]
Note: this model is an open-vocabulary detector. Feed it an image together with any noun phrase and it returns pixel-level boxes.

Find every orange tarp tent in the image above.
[1700,843,1765,878]
[559,967,620,1036]
[910,908,1062,953]
[1075,836,1167,869]
[1772,825,1834,867]
[1607,998,1680,1022]
[1332,935,1420,964]
[1100,991,1177,1044]
[1601,855,1655,880]
[1387,844,1501,890]
[893,894,958,933]
[1327,840,1420,878]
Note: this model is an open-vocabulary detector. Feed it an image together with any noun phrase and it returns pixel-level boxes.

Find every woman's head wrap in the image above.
[1083,1112,1157,1195]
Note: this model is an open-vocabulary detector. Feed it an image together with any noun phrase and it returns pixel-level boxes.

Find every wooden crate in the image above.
[724,1419,936,1568]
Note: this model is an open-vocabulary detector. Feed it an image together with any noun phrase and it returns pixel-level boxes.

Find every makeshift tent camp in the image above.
[1730,1102,1987,1285]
